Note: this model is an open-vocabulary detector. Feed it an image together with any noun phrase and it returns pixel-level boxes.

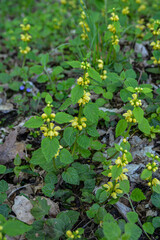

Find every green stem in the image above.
[53,158,57,171]
[106,45,113,65]
[124,124,132,138]
[22,55,26,68]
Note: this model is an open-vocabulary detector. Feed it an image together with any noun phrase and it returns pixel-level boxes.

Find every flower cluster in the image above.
[111,35,119,45]
[151,56,160,65]
[96,59,107,80]
[19,18,31,54]
[40,123,61,139]
[78,91,91,106]
[150,40,160,50]
[70,117,87,131]
[77,73,90,86]
[79,10,90,40]
[103,182,123,199]
[147,19,160,35]
[122,7,130,15]
[40,112,61,139]
[66,228,83,239]
[130,94,142,107]
[81,61,90,70]
[108,9,120,46]
[123,110,137,123]
[110,11,119,22]
[138,4,146,12]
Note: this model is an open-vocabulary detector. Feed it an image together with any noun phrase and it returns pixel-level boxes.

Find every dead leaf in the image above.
[0,129,25,164]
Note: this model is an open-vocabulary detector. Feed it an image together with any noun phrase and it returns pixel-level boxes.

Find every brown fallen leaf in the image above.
[0,128,25,165]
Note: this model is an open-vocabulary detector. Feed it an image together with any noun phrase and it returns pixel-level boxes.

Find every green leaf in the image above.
[127,212,138,224]
[24,116,43,128]
[62,167,79,185]
[153,184,160,194]
[140,169,152,180]
[37,74,48,83]
[130,188,146,202]
[3,220,32,236]
[152,217,160,229]
[151,192,160,208]
[0,180,8,193]
[77,135,90,149]
[138,118,150,134]
[88,67,102,83]
[103,91,113,100]
[143,222,154,234]
[92,152,106,162]
[41,138,59,162]
[125,223,142,240]
[116,119,128,137]
[63,127,77,146]
[133,107,144,123]
[0,73,11,83]
[0,165,6,174]
[52,66,64,76]
[60,149,73,164]
[111,165,122,180]
[30,65,43,74]
[59,98,72,110]
[119,180,130,194]
[31,197,50,220]
[71,85,84,104]
[40,53,49,67]
[0,204,11,218]
[55,112,73,124]
[45,93,53,104]
[14,154,21,166]
[26,220,45,240]
[66,61,81,68]
[30,148,46,165]
[84,102,99,123]
[103,222,121,240]
[42,183,54,197]
[124,78,138,88]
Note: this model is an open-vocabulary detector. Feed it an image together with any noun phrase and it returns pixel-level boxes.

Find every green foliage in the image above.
[130,188,146,202]
[41,138,59,162]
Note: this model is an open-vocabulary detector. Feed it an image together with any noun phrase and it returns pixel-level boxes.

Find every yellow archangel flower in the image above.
[97,59,104,70]
[103,182,123,199]
[70,117,87,131]
[123,110,137,123]
[110,12,119,22]
[40,123,61,139]
[78,91,91,106]
[20,24,31,31]
[21,33,32,42]
[108,24,116,34]
[19,46,31,54]
[122,7,130,15]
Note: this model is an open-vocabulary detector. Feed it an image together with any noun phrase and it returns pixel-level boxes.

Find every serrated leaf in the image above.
[3,220,32,236]
[52,66,63,76]
[45,94,53,104]
[127,212,138,224]
[151,192,160,208]
[116,119,128,137]
[0,165,6,174]
[41,138,59,162]
[30,65,43,74]
[138,118,150,134]
[84,102,99,123]
[60,149,73,164]
[24,116,43,128]
[88,67,102,83]
[63,127,77,146]
[119,180,130,194]
[55,112,73,124]
[133,107,144,123]
[59,98,72,110]
[130,188,146,202]
[103,222,121,240]
[111,165,122,180]
[77,135,90,149]
[66,61,81,68]
[30,148,46,165]
[62,167,79,185]
[143,222,154,234]
[125,223,142,240]
[140,169,152,180]
[31,197,50,220]
[71,85,84,104]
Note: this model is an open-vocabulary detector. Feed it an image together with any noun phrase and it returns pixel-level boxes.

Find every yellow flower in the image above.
[122,7,130,15]
[97,59,104,70]
[78,91,91,106]
[66,230,73,238]
[19,46,31,54]
[103,182,123,199]
[21,33,32,42]
[81,61,90,70]
[123,110,136,123]
[111,35,119,45]
[110,12,119,22]
[77,73,90,86]
[130,94,142,107]
[40,123,61,139]
[70,117,87,131]
[138,4,146,12]
[55,145,63,158]
[101,70,107,80]
[61,0,67,4]
[108,24,116,33]
[152,178,160,186]
[150,40,160,50]
[20,24,31,31]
